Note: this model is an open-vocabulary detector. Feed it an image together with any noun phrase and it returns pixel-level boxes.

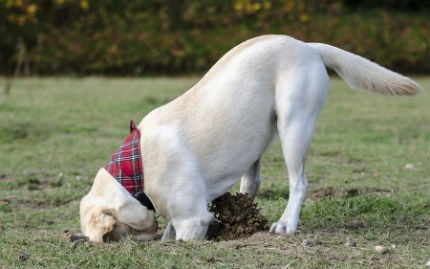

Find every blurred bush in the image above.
[1,0,428,75]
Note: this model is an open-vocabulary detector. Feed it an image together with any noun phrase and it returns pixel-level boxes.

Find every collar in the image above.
[104,120,155,211]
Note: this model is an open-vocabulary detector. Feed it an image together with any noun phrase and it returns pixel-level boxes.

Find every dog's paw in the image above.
[269,221,296,235]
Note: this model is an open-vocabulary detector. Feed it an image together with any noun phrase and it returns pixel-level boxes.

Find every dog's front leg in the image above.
[168,189,212,240]
[144,125,213,240]
[172,214,212,240]
[160,167,212,240]
[161,222,175,240]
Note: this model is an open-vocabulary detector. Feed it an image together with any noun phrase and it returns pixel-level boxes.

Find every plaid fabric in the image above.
[105,120,144,198]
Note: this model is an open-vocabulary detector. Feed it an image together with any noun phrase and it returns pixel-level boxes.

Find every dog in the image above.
[79,35,421,242]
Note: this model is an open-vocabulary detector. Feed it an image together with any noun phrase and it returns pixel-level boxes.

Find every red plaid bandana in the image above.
[105,120,144,198]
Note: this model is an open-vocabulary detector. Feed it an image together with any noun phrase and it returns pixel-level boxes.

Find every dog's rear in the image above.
[270,37,421,235]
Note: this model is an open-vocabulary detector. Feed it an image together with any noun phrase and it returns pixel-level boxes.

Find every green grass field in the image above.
[0,77,429,268]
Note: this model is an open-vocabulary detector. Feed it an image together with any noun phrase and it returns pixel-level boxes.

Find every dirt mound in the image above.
[207,193,268,241]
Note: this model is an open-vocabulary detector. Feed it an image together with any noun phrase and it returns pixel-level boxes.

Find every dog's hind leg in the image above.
[269,121,311,234]
[239,158,261,197]
[270,60,329,235]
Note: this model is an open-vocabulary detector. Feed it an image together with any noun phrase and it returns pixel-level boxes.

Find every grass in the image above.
[0,77,429,269]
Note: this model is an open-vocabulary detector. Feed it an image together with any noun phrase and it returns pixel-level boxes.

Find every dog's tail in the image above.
[308,43,422,96]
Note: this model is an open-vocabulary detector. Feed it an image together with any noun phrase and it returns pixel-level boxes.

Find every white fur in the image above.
[80,35,421,242]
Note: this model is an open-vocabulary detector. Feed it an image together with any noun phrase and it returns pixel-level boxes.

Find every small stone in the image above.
[405,163,414,169]
[69,233,89,242]
[345,240,357,247]
[301,239,313,247]
[375,245,388,254]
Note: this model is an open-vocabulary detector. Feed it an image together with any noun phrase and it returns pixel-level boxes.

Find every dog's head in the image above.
[79,169,158,243]
[80,204,157,243]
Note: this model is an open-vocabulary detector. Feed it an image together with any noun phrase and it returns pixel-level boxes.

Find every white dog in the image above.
[80,35,421,242]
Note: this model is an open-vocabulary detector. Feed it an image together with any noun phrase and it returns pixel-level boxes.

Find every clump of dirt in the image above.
[207,192,268,241]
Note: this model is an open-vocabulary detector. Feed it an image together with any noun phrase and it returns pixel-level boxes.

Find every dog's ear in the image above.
[98,208,116,232]
[86,208,117,243]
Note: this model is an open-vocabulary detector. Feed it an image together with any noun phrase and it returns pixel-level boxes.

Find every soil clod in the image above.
[301,239,314,247]
[207,192,268,241]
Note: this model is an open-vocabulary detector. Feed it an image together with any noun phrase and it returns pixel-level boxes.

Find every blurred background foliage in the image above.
[0,0,429,76]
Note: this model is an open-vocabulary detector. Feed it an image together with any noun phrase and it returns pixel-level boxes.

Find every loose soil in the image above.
[207,192,268,241]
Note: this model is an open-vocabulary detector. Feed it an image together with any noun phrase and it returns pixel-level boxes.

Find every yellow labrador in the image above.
[80,35,421,242]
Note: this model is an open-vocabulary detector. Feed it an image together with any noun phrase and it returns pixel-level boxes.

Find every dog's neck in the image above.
[104,120,155,212]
